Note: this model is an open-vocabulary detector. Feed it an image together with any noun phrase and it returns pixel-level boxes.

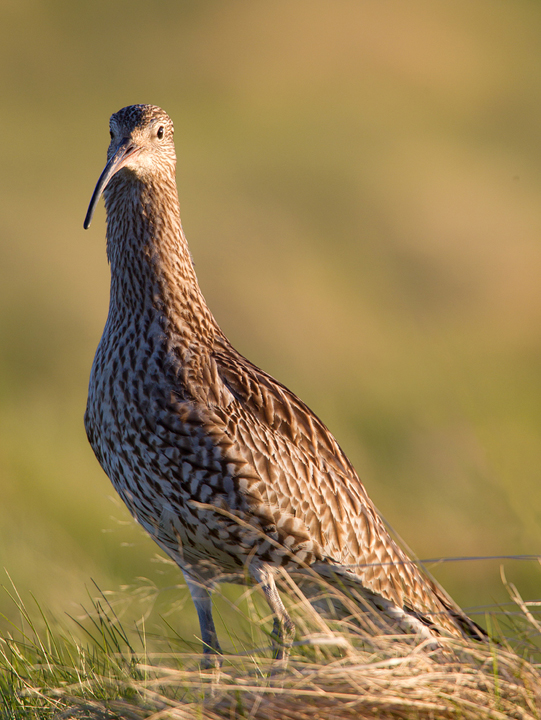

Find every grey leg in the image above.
[250,564,295,661]
[183,572,222,665]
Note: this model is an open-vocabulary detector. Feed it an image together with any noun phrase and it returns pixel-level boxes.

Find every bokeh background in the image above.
[1,0,540,640]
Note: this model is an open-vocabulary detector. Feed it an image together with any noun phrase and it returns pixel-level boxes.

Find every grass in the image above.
[1,568,540,720]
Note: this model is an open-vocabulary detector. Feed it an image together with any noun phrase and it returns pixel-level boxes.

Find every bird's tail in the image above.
[289,563,488,644]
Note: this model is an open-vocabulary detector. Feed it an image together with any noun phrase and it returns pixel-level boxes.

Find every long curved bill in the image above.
[84,138,141,229]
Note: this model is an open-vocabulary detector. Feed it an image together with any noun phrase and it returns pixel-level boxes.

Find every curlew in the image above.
[84,104,485,663]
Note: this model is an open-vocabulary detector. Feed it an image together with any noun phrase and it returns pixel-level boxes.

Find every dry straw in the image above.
[39,567,541,720]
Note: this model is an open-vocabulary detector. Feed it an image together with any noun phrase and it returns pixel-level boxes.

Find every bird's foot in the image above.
[200,649,223,699]
[270,616,295,672]
[200,648,223,671]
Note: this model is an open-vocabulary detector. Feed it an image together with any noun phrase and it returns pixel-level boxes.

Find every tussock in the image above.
[1,569,540,720]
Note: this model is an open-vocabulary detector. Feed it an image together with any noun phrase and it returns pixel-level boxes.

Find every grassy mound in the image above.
[1,569,540,720]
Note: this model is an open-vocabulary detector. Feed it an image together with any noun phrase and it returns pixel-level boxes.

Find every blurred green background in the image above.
[0,0,540,639]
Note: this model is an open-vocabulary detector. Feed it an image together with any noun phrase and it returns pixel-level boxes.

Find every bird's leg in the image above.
[183,572,222,667]
[250,564,295,663]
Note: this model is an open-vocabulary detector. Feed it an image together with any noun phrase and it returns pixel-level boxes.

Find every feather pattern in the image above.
[84,105,485,660]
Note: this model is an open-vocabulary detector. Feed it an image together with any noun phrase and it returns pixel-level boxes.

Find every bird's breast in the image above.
[84,316,250,546]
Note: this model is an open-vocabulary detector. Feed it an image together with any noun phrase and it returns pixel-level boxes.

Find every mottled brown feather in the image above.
[84,105,485,651]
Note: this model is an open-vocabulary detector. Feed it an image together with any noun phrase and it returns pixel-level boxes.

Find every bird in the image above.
[83,104,486,663]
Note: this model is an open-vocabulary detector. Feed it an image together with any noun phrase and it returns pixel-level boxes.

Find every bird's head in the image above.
[84,104,176,229]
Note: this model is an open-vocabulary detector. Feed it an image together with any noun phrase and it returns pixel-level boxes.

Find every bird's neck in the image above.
[104,173,218,351]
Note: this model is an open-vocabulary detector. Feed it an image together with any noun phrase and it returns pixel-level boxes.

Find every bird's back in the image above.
[206,333,483,637]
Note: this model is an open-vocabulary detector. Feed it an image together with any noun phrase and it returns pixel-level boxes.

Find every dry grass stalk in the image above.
[48,570,541,720]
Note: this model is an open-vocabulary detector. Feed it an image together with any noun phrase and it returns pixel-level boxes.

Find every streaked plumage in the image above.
[84,104,485,661]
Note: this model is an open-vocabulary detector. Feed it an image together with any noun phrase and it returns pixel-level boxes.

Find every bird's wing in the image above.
[207,335,466,630]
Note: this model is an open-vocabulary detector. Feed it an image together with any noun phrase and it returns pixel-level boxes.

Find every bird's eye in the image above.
[157,126,165,140]
[109,130,114,140]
